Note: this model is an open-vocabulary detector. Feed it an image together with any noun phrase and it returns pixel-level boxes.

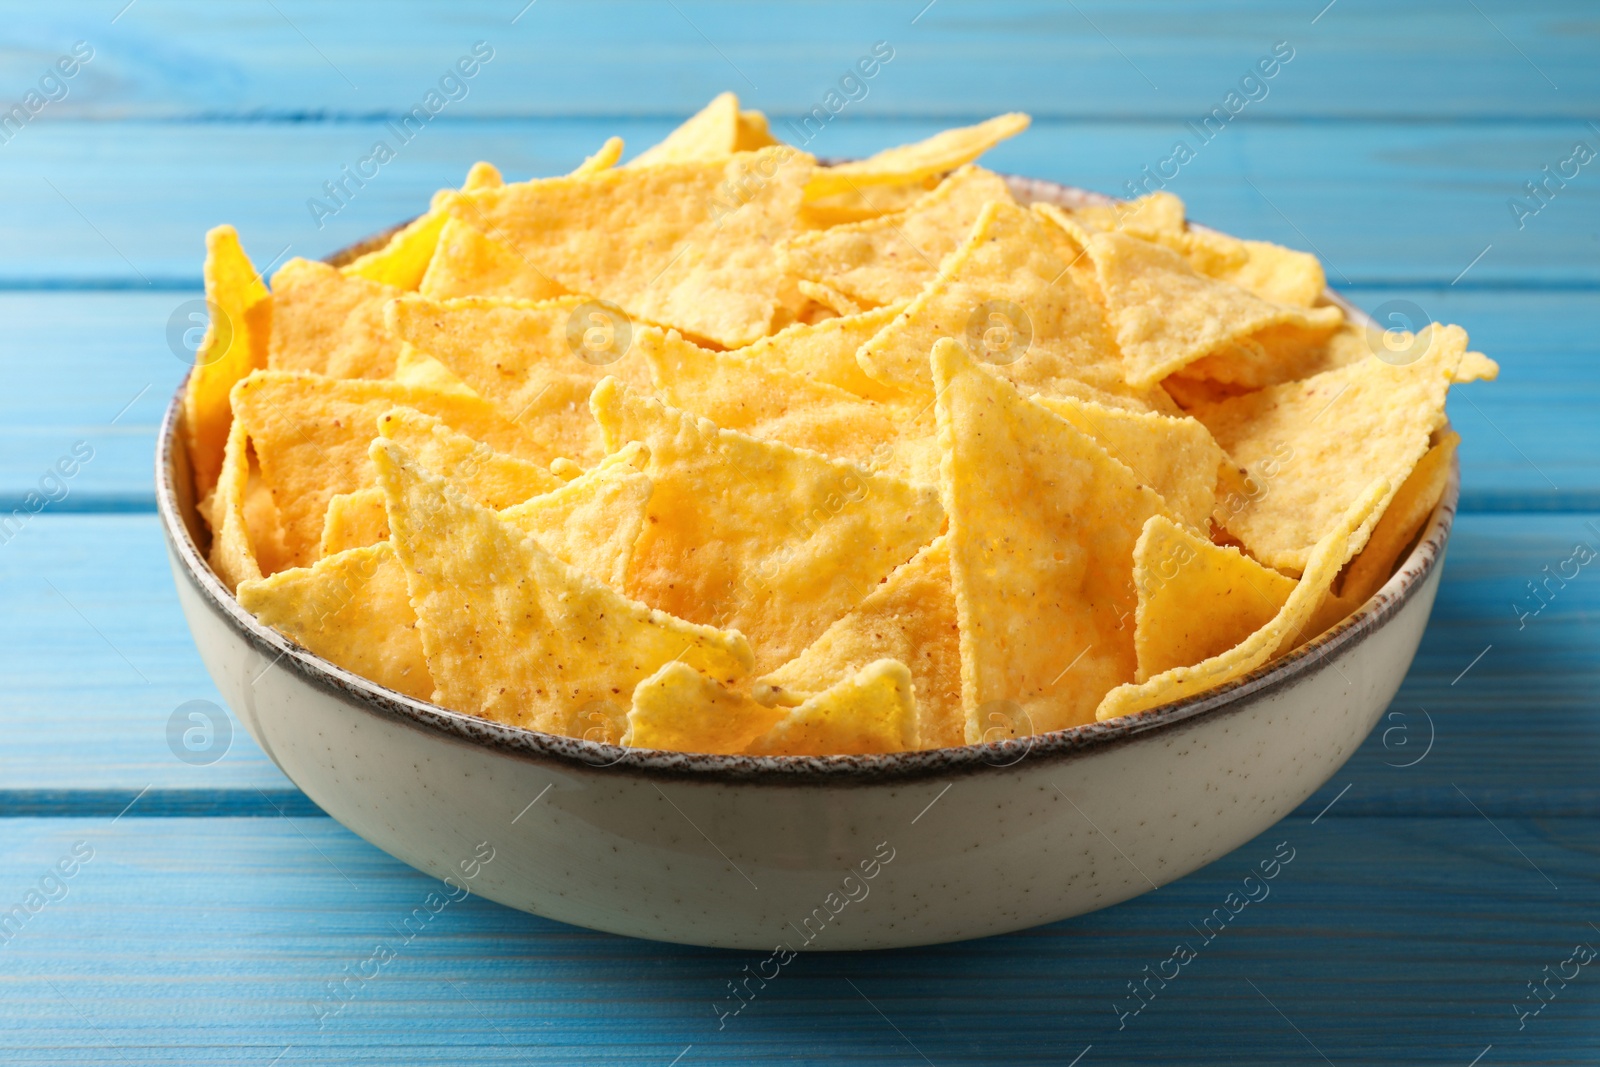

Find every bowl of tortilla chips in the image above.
[159,95,1495,948]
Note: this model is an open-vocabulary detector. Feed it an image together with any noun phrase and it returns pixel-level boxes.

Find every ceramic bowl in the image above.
[158,176,1454,950]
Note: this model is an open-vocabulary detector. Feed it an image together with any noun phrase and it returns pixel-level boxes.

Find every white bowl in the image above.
[158,177,1454,950]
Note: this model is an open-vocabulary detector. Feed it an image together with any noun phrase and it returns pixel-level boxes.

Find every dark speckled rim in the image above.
[156,175,1456,785]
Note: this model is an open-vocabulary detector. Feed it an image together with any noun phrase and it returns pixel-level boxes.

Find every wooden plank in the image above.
[0,812,1591,1063]
[6,0,1593,121]
[0,288,1589,510]
[2,119,1596,287]
[0,512,1595,814]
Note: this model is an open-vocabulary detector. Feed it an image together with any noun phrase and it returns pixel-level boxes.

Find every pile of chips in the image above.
[185,93,1497,756]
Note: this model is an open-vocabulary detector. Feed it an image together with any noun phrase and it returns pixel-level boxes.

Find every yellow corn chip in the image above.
[755,535,962,749]
[858,199,1160,411]
[1070,191,1188,241]
[630,92,741,166]
[386,294,653,466]
[1295,432,1458,643]
[800,177,941,228]
[378,406,562,507]
[371,438,753,733]
[268,258,405,379]
[748,659,919,756]
[1131,515,1296,681]
[417,217,568,302]
[779,165,1015,308]
[591,378,945,673]
[933,339,1174,737]
[1211,238,1325,308]
[183,225,270,499]
[207,416,263,592]
[625,661,785,755]
[571,137,624,176]
[230,370,544,568]
[340,162,503,292]
[318,487,388,557]
[1033,394,1224,530]
[1196,323,1468,572]
[796,279,861,317]
[1097,479,1388,721]
[1088,230,1343,387]
[735,303,908,401]
[390,342,477,397]
[499,443,654,590]
[237,541,433,700]
[735,108,781,152]
[805,113,1030,198]
[445,146,813,347]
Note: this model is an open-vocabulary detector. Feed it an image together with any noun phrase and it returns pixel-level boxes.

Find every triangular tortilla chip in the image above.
[858,199,1160,411]
[805,113,1030,198]
[268,259,405,379]
[779,165,1015,308]
[755,535,963,749]
[499,443,654,590]
[318,487,389,558]
[1196,323,1467,572]
[933,339,1175,736]
[1097,480,1388,721]
[371,439,752,733]
[795,279,861,317]
[625,661,785,755]
[1069,192,1188,241]
[207,415,263,592]
[183,225,270,498]
[591,378,945,673]
[417,217,569,302]
[390,342,477,397]
[748,659,919,755]
[1033,394,1224,531]
[341,162,504,291]
[378,407,562,507]
[444,146,813,347]
[229,370,544,568]
[1088,230,1343,387]
[735,108,781,152]
[801,177,941,228]
[385,294,654,466]
[735,303,907,401]
[630,92,742,166]
[1131,515,1297,681]
[237,541,432,701]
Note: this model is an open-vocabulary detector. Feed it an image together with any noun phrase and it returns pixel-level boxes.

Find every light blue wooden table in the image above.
[2,2,1597,1062]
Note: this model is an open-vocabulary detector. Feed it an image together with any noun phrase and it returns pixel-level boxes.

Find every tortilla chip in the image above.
[795,279,861,317]
[779,165,1015,308]
[499,443,654,589]
[338,162,505,293]
[378,406,562,507]
[390,342,477,397]
[933,339,1174,736]
[237,541,432,700]
[386,294,654,466]
[444,146,813,347]
[1131,515,1296,681]
[735,303,908,401]
[183,225,271,499]
[207,415,263,592]
[1097,479,1388,721]
[625,661,785,755]
[417,217,568,302]
[736,109,780,152]
[591,378,945,673]
[800,177,941,228]
[858,199,1159,410]
[805,113,1030,198]
[1195,323,1467,572]
[1070,192,1189,241]
[319,487,389,557]
[268,258,406,379]
[630,92,741,166]
[230,370,544,568]
[1088,230,1343,387]
[748,659,919,755]
[371,438,752,733]
[755,535,962,749]
[1033,394,1224,530]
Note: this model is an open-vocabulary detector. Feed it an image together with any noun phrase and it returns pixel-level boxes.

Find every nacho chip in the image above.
[183,225,271,498]
[625,661,785,754]
[795,279,861,317]
[378,406,562,507]
[779,165,1015,308]
[207,415,264,592]
[933,340,1174,736]
[805,113,1030,198]
[1196,323,1467,572]
[391,342,477,397]
[230,370,544,568]
[237,541,432,700]
[1097,479,1388,721]
[735,303,907,401]
[444,146,813,347]
[372,438,752,733]
[1033,394,1224,530]
[339,162,504,292]
[318,487,388,557]
[736,108,780,152]
[1088,230,1343,387]
[268,258,406,379]
[417,217,568,302]
[1131,515,1296,681]
[800,177,941,228]
[1069,191,1188,242]
[858,199,1159,411]
[591,378,944,673]
[748,659,919,755]
[499,443,654,589]
[386,294,653,466]
[630,92,741,166]
[755,535,962,749]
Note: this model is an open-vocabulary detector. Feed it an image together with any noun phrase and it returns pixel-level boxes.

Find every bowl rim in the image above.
[156,173,1458,785]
